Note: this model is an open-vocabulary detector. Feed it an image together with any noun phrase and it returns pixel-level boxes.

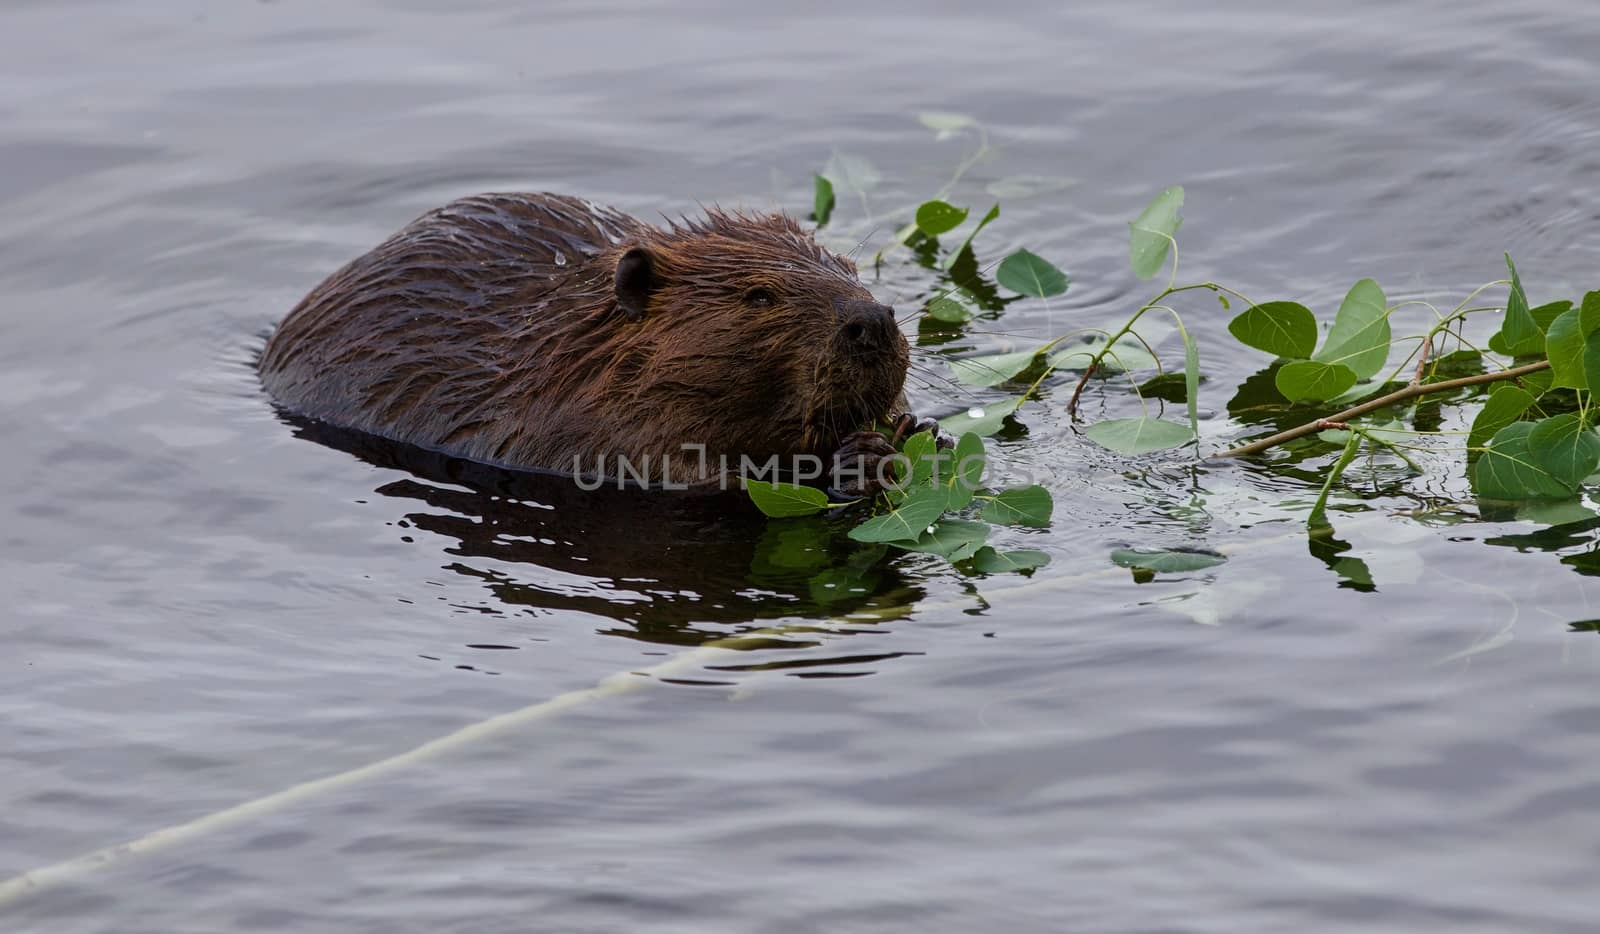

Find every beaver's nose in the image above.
[840,300,898,353]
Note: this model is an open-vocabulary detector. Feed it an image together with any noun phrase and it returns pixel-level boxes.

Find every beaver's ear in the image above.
[614,247,656,322]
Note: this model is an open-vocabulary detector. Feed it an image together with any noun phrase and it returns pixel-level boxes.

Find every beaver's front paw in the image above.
[829,430,899,499]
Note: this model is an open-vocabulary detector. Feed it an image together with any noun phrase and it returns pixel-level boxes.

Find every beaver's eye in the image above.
[744,288,777,308]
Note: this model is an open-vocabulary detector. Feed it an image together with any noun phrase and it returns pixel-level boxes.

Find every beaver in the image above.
[258,192,926,492]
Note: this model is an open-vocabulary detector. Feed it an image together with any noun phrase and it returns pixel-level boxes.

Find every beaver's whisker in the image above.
[906,361,981,398]
[845,227,887,262]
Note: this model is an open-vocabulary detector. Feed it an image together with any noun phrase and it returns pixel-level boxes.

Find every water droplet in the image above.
[967,407,985,418]
[553,250,567,266]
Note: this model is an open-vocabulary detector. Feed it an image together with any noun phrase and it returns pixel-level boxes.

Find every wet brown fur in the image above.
[258,192,910,483]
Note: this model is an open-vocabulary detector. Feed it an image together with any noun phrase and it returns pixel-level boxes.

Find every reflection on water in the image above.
[289,416,929,650]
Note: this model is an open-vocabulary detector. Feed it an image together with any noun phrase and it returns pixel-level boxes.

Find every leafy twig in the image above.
[1210,361,1551,459]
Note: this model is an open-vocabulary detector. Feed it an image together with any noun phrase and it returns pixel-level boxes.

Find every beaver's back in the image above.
[259,192,646,463]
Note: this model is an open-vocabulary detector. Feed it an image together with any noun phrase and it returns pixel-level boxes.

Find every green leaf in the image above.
[1491,253,1543,357]
[1580,294,1600,391]
[940,400,1018,437]
[811,174,834,227]
[996,249,1070,298]
[1275,360,1358,403]
[1547,292,1600,389]
[1083,417,1196,455]
[985,175,1073,199]
[745,481,832,518]
[942,203,1000,270]
[940,432,986,510]
[1471,421,1573,500]
[1310,430,1362,526]
[1466,385,1535,451]
[890,518,989,561]
[1528,414,1600,490]
[901,430,939,488]
[1584,331,1600,397]
[949,348,1043,387]
[1522,367,1555,397]
[1581,290,1600,332]
[1531,299,1574,331]
[915,200,969,236]
[1128,186,1184,280]
[970,547,1051,574]
[1545,307,1591,389]
[1228,302,1317,358]
[1109,547,1226,573]
[926,295,976,324]
[1313,279,1389,379]
[847,486,949,543]
[980,485,1053,527]
[1181,322,1200,435]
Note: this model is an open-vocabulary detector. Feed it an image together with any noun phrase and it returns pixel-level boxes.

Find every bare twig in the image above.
[1066,361,1098,417]
[1412,338,1433,384]
[1209,360,1550,459]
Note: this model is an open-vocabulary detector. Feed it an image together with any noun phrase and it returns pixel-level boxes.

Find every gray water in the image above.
[5,1,1600,931]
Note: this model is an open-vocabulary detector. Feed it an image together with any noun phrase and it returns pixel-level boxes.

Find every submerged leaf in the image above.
[822,151,880,197]
[1109,547,1226,573]
[970,547,1051,574]
[1083,417,1196,455]
[949,348,1044,387]
[980,485,1053,527]
[926,295,976,323]
[919,111,976,137]
[985,175,1073,199]
[1128,186,1185,280]
[940,400,1018,437]
[1182,323,1201,437]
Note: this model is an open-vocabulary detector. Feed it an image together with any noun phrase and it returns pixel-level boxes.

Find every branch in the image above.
[1066,361,1098,417]
[1209,360,1550,459]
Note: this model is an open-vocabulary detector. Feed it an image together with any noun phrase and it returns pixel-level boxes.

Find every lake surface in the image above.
[5,0,1600,931]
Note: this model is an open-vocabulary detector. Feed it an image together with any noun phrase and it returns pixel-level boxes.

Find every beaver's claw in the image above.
[828,414,953,500]
[828,430,899,499]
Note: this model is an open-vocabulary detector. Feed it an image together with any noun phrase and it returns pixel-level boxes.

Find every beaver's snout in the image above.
[838,299,900,356]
